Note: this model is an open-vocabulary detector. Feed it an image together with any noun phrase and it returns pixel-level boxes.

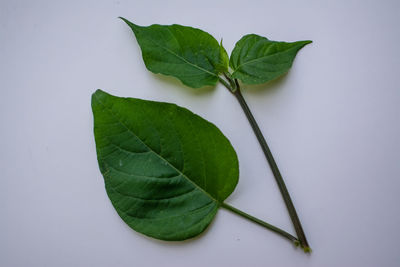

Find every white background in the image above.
[1,0,399,266]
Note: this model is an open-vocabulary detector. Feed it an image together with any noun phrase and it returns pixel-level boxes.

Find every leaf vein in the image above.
[94,94,219,204]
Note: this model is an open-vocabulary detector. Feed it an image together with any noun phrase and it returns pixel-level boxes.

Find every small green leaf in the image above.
[92,90,239,240]
[216,39,229,73]
[120,17,225,88]
[230,34,312,85]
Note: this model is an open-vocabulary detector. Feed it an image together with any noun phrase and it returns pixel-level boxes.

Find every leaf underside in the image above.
[121,17,227,88]
[230,34,312,85]
[92,90,239,240]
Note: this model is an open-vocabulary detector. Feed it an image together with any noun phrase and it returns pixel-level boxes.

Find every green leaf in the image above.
[216,39,229,73]
[92,89,239,241]
[120,17,226,88]
[230,34,312,85]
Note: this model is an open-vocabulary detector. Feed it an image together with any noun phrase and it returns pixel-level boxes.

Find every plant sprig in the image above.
[109,17,312,252]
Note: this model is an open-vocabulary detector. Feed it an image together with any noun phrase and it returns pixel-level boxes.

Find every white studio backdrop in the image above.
[1,0,399,266]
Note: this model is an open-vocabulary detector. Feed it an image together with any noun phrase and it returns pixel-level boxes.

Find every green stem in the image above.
[233,82,310,251]
[223,73,236,91]
[219,76,310,251]
[221,202,298,244]
[218,77,232,92]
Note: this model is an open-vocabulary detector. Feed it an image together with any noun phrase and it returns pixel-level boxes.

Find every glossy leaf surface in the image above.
[92,90,239,240]
[121,18,226,88]
[230,34,311,84]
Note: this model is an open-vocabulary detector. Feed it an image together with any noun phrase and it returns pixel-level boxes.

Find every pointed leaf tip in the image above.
[119,17,140,30]
[92,89,107,99]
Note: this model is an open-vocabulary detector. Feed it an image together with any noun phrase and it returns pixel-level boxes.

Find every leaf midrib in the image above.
[145,28,218,78]
[94,93,220,205]
[232,44,303,75]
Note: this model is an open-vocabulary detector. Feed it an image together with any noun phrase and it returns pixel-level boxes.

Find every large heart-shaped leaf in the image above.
[120,18,227,88]
[230,34,312,85]
[92,90,239,240]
